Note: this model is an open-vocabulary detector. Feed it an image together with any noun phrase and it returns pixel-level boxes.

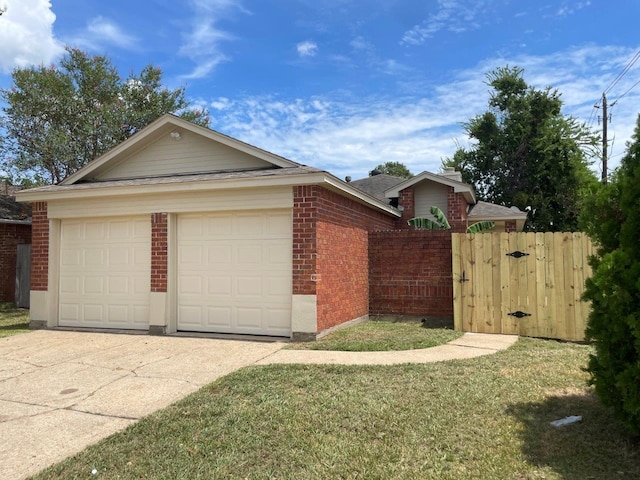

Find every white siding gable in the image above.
[414,180,449,220]
[96,130,272,180]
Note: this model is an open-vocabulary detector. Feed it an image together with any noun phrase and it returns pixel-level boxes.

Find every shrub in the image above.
[583,114,640,436]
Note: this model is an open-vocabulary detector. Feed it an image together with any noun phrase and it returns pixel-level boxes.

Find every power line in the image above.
[611,77,640,104]
[603,48,640,95]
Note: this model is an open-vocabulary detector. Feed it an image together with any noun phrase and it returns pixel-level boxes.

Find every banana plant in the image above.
[408,206,495,233]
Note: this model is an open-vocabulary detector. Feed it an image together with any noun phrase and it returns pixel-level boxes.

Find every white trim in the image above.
[384,171,476,204]
[18,172,401,218]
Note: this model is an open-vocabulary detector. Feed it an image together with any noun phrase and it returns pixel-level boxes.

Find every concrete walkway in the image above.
[0,330,517,480]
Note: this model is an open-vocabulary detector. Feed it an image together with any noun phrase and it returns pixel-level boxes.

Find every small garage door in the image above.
[59,217,151,329]
[177,210,292,337]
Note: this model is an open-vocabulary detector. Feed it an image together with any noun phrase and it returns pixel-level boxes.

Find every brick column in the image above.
[150,213,168,293]
[447,188,468,233]
[505,220,517,233]
[292,186,318,295]
[396,187,415,229]
[30,202,49,291]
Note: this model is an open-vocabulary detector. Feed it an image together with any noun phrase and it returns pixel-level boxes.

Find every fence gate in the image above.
[452,232,594,341]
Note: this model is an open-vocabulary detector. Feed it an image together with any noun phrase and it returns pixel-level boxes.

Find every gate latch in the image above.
[508,311,531,318]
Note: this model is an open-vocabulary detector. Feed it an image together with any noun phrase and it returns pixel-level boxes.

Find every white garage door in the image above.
[59,217,151,329]
[177,210,292,337]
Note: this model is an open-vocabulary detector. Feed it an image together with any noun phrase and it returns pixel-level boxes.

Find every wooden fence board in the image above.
[453,232,594,341]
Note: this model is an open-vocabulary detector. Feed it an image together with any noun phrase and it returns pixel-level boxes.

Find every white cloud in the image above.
[401,0,493,46]
[297,40,318,57]
[179,0,248,80]
[203,44,639,181]
[0,0,64,74]
[68,16,138,51]
[556,1,591,17]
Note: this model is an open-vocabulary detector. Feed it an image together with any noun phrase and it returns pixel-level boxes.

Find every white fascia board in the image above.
[17,171,400,218]
[384,171,476,204]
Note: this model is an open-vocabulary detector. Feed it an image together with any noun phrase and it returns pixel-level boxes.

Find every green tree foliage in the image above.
[0,47,209,184]
[583,114,640,437]
[444,66,598,231]
[370,161,413,178]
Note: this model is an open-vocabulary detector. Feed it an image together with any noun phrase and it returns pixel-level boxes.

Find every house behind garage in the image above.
[0,187,31,307]
[16,114,526,339]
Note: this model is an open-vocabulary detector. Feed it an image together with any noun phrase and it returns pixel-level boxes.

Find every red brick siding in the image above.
[292,185,395,332]
[369,230,453,318]
[505,220,517,232]
[396,186,415,229]
[292,186,318,295]
[447,188,468,233]
[0,223,31,303]
[30,202,48,291]
[151,213,168,293]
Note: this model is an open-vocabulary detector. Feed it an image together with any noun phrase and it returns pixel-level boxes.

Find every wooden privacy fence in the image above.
[452,232,594,341]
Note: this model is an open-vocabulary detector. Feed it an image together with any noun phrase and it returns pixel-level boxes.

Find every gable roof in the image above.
[349,174,405,202]
[468,201,527,220]
[61,114,301,186]
[15,114,401,218]
[383,171,476,204]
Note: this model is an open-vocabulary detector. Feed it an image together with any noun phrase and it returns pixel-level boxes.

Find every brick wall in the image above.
[505,220,517,232]
[151,213,168,293]
[293,185,395,332]
[447,188,468,233]
[369,230,453,318]
[0,223,31,303]
[30,202,48,291]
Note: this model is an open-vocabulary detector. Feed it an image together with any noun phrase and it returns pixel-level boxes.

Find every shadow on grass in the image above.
[506,392,640,479]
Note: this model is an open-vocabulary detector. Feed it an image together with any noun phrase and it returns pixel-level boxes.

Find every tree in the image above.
[370,161,413,178]
[0,47,209,184]
[582,114,640,437]
[444,66,598,231]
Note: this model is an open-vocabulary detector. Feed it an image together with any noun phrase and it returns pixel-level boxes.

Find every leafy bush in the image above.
[583,114,640,436]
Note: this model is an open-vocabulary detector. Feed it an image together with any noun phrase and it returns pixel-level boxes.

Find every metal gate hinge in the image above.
[460,270,469,283]
[506,251,529,258]
[508,311,531,318]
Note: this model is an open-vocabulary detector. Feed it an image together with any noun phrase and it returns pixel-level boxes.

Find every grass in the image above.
[31,338,640,480]
[0,303,29,338]
[287,319,463,351]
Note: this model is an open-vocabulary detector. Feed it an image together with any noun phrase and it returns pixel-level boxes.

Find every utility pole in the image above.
[602,92,608,184]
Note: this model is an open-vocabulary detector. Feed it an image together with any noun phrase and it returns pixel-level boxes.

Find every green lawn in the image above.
[287,319,462,351]
[0,304,29,338]
[31,338,640,480]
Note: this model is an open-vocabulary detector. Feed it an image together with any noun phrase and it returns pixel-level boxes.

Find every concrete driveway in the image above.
[0,330,286,480]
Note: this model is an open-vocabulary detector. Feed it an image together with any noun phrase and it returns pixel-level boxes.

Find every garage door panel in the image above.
[177,211,292,336]
[59,216,150,330]
[207,245,232,264]
[84,276,104,294]
[208,277,232,295]
[236,277,262,296]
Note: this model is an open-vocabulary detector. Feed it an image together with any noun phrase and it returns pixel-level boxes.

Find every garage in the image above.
[176,210,292,337]
[58,216,151,329]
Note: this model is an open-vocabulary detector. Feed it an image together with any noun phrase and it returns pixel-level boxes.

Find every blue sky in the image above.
[1,0,639,181]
